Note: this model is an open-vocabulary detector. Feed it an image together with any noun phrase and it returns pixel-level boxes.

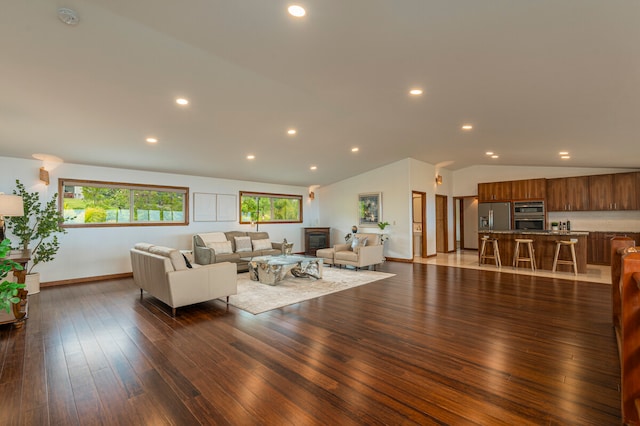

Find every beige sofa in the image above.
[130,243,237,316]
[333,233,385,270]
[193,231,285,272]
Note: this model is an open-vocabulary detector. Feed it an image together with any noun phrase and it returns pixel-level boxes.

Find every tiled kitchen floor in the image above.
[414,250,610,284]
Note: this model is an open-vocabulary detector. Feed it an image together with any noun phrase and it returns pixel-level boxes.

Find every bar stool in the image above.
[513,238,536,271]
[552,240,578,275]
[479,236,501,267]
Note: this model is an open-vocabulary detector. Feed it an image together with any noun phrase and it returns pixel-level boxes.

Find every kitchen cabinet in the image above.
[478,181,511,202]
[546,176,589,211]
[614,172,638,210]
[589,174,613,211]
[587,231,640,265]
[511,178,546,200]
[589,173,638,211]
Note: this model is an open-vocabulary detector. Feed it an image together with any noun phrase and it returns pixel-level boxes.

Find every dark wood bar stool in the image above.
[479,236,501,267]
[552,240,578,275]
[513,238,536,271]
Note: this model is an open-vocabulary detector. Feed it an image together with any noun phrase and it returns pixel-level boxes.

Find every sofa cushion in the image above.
[234,236,252,253]
[134,242,155,252]
[252,239,272,251]
[148,245,189,271]
[208,241,233,255]
[225,231,248,252]
[247,231,270,241]
[214,252,242,263]
[198,232,227,245]
[351,236,368,251]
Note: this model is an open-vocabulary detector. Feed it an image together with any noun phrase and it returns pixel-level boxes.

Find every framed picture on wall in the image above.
[358,192,381,226]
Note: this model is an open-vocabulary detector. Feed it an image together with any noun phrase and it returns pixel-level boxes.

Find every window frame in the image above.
[239,191,303,225]
[58,178,189,228]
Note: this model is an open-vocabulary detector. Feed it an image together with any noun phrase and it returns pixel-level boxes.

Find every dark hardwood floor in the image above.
[0,262,621,425]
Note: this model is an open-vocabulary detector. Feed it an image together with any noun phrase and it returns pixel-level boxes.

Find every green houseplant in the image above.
[0,239,24,313]
[377,221,390,230]
[6,180,66,287]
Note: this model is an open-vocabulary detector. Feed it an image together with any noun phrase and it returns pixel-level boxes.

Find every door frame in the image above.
[436,194,448,253]
[412,191,427,258]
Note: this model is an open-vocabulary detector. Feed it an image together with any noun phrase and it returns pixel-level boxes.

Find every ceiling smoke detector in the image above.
[58,8,79,25]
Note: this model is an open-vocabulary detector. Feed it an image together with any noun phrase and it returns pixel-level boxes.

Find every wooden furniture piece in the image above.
[546,176,590,211]
[588,231,640,265]
[477,181,512,202]
[479,231,588,273]
[510,178,546,201]
[304,227,330,256]
[551,240,578,275]
[513,238,536,271]
[478,236,501,267]
[610,237,640,425]
[0,249,30,327]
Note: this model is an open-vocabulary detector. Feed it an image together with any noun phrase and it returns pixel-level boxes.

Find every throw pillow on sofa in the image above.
[234,236,252,252]
[351,237,368,253]
[252,239,272,251]
[208,241,233,254]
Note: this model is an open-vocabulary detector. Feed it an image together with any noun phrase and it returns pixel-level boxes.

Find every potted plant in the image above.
[6,180,67,293]
[0,239,24,313]
[377,221,390,231]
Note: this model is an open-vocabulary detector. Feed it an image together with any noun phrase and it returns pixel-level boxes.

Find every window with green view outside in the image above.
[239,191,302,224]
[60,179,188,227]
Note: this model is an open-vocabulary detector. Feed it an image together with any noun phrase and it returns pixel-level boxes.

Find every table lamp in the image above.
[0,194,24,242]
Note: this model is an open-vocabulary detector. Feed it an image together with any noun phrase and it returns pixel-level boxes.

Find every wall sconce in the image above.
[0,194,24,241]
[39,167,50,185]
[309,191,315,200]
[435,175,443,185]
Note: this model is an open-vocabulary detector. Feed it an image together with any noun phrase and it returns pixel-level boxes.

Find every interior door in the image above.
[436,195,448,253]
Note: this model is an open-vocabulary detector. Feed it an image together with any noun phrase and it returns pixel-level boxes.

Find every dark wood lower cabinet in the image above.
[587,232,640,265]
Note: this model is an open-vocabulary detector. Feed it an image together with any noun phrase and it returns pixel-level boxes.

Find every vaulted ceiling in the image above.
[1,1,638,186]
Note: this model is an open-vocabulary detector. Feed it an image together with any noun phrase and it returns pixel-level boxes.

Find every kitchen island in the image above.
[478,230,589,273]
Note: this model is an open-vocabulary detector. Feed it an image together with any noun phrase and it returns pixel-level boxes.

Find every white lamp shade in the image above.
[0,194,24,216]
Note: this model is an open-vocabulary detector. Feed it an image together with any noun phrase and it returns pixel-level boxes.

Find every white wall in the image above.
[319,159,414,259]
[463,198,479,249]
[317,158,456,260]
[0,156,310,282]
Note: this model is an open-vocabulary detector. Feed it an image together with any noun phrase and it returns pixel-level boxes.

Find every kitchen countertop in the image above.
[479,230,589,236]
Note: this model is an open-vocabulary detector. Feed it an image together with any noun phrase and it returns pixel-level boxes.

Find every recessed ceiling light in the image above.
[559,151,569,155]
[561,155,571,160]
[310,166,317,170]
[288,5,306,17]
[485,151,494,156]
[247,155,255,160]
[145,137,158,143]
[409,89,423,96]
[351,147,359,152]
[462,124,473,131]
[176,98,189,106]
[491,155,499,159]
[287,129,297,135]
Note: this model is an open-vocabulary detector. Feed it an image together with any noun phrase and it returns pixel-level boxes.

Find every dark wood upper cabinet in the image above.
[478,181,511,202]
[511,178,546,200]
[589,174,614,211]
[546,176,589,211]
[589,172,637,211]
[614,172,638,210]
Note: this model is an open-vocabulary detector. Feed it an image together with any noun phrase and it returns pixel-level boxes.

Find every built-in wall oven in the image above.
[513,201,545,230]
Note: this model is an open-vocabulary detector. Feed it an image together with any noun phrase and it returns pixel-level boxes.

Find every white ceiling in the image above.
[1,1,638,187]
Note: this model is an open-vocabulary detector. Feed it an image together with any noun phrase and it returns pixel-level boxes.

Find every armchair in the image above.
[334,233,384,270]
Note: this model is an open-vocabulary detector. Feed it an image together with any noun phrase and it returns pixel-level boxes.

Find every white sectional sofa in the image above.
[130,243,237,316]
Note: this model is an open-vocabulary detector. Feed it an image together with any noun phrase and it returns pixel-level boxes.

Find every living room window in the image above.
[239,191,302,225]
[59,179,189,227]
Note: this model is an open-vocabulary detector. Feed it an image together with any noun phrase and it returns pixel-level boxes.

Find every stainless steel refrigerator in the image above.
[478,202,512,231]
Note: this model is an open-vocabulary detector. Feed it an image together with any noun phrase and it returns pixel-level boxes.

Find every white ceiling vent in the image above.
[57,8,79,25]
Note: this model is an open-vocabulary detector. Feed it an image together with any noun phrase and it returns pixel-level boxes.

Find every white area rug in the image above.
[226,268,395,314]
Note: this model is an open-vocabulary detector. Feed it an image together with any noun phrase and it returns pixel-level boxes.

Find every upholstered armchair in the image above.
[333,232,384,270]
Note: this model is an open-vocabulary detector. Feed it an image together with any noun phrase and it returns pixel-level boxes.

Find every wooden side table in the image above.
[0,249,31,327]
